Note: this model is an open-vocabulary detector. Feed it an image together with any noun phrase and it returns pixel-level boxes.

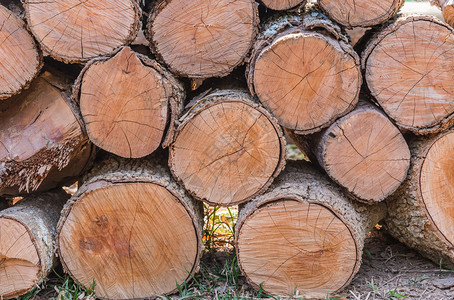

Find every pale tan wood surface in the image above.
[260,0,306,10]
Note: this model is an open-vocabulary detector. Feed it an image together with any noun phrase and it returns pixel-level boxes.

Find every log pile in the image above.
[0,0,453,299]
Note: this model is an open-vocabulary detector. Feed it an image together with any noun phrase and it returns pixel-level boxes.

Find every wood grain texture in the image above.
[247,13,361,135]
[431,0,454,27]
[23,0,140,63]
[169,90,286,206]
[259,0,306,11]
[386,130,454,269]
[318,0,404,28]
[362,15,454,134]
[76,47,185,158]
[0,190,68,299]
[147,0,259,79]
[57,156,203,299]
[0,4,42,100]
[236,160,386,298]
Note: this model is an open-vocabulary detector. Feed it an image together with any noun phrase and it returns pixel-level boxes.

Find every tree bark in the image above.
[431,0,454,27]
[361,15,454,135]
[169,89,286,206]
[23,0,140,63]
[318,0,404,28]
[146,0,259,79]
[247,12,361,135]
[57,155,203,300]
[0,71,93,195]
[289,100,410,203]
[236,160,386,298]
[0,189,69,299]
[74,46,185,158]
[386,129,454,269]
[0,4,42,100]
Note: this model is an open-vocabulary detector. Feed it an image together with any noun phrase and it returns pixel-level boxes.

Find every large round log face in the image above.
[24,0,139,63]
[149,0,258,78]
[59,183,199,299]
[260,0,305,10]
[0,5,41,100]
[364,19,454,132]
[421,132,454,247]
[253,31,360,134]
[170,100,283,206]
[237,199,357,298]
[0,218,40,299]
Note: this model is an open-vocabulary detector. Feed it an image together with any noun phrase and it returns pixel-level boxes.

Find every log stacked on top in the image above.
[0,0,453,299]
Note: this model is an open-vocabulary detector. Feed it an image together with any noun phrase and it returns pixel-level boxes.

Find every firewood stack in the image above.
[0,0,453,299]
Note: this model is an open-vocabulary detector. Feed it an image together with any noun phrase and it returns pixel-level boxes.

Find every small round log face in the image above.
[0,5,41,100]
[59,183,199,299]
[237,200,357,298]
[150,0,258,78]
[319,0,401,27]
[80,47,170,158]
[365,19,454,132]
[24,0,139,62]
[0,218,40,299]
[322,109,410,202]
[170,101,283,206]
[421,132,454,246]
[253,32,360,134]
[260,0,305,10]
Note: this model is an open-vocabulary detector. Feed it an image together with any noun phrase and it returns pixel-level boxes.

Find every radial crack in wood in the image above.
[23,0,140,63]
[0,4,42,100]
[362,15,454,134]
[169,90,286,206]
[147,0,259,79]
[76,47,185,158]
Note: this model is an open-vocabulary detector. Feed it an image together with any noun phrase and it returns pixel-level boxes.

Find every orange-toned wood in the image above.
[247,13,361,135]
[75,47,184,158]
[23,0,140,63]
[169,90,286,206]
[387,130,454,269]
[0,4,42,100]
[289,101,410,203]
[57,156,203,299]
[362,16,454,134]
[0,72,91,194]
[260,0,306,11]
[236,160,386,298]
[147,0,259,79]
[432,0,454,26]
[0,190,68,299]
[318,0,404,28]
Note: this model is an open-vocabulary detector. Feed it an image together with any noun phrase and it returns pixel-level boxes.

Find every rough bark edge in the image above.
[56,155,204,300]
[290,101,411,204]
[318,0,405,29]
[361,15,454,134]
[235,160,387,296]
[0,189,69,299]
[386,130,454,269]
[0,4,43,100]
[246,12,361,134]
[146,0,260,79]
[430,0,454,10]
[169,89,287,206]
[72,46,185,149]
[22,0,141,64]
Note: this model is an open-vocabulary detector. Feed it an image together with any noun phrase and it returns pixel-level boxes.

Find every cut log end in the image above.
[23,0,140,63]
[170,91,285,206]
[421,131,454,246]
[237,199,357,298]
[252,30,360,134]
[260,0,306,11]
[148,0,259,78]
[79,47,183,158]
[58,182,200,299]
[318,104,410,202]
[0,218,40,299]
[0,5,41,100]
[443,5,454,27]
[319,0,404,28]
[363,17,454,134]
